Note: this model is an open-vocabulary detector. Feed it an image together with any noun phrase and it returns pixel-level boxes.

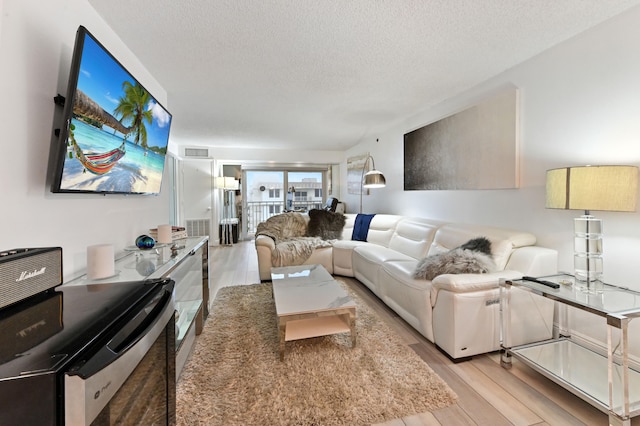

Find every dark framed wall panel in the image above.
[404,87,519,191]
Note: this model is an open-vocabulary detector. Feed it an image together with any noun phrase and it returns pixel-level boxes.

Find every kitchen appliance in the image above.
[0,277,176,425]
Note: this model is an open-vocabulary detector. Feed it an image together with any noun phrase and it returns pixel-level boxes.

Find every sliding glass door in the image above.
[244,171,284,235]
[244,169,325,235]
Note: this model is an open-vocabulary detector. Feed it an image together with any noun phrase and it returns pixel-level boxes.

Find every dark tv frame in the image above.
[51,26,172,195]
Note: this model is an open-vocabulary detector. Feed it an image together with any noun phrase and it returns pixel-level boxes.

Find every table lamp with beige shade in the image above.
[546,165,638,293]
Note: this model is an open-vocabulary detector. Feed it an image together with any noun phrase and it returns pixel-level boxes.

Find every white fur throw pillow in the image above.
[413,237,496,280]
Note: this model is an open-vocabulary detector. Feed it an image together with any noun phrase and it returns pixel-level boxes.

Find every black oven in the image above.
[0,278,176,425]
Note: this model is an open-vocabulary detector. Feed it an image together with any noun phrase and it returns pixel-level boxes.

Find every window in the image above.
[269,205,281,214]
[314,189,322,197]
[269,189,280,198]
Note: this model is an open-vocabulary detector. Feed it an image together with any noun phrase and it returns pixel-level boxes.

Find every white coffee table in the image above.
[271,264,356,361]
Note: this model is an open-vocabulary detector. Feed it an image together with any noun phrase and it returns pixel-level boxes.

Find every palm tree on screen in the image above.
[114,81,152,148]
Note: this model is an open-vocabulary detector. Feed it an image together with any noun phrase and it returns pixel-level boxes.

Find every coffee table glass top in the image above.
[271,264,333,285]
[271,265,355,316]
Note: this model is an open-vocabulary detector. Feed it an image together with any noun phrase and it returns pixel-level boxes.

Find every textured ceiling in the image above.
[88,0,640,152]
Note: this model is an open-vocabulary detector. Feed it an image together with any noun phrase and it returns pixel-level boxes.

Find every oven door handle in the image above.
[65,280,175,426]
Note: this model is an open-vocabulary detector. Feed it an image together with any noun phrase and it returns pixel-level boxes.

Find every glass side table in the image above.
[500,274,640,426]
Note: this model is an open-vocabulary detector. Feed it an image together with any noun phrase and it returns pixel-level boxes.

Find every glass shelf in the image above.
[508,274,640,316]
[512,339,640,416]
[175,299,202,351]
[64,237,208,287]
[502,274,640,426]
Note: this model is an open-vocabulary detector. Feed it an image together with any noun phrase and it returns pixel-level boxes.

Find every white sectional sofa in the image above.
[255,213,557,360]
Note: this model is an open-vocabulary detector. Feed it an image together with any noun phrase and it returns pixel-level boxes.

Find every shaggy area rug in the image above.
[176,281,457,425]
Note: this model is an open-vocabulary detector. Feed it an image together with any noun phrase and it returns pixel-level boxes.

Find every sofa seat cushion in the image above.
[332,240,368,277]
[378,260,435,342]
[299,246,334,274]
[352,244,414,293]
[354,244,415,264]
[380,259,430,291]
[332,239,368,251]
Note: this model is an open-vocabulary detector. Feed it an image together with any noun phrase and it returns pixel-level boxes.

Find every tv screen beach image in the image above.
[58,31,172,194]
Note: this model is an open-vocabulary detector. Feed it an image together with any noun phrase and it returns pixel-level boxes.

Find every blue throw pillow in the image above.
[352,214,375,241]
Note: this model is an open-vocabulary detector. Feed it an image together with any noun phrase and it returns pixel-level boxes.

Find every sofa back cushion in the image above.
[341,214,358,240]
[428,223,536,270]
[388,218,444,260]
[342,214,402,247]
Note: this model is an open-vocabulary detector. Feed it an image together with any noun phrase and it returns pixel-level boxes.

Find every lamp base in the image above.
[573,214,604,294]
[575,278,604,294]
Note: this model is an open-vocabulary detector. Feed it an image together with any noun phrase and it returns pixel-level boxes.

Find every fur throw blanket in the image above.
[256,212,337,267]
[413,237,497,280]
[256,212,308,244]
[306,209,346,240]
[271,237,334,267]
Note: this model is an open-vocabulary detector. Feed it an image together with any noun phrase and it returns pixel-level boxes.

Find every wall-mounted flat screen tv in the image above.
[51,26,172,195]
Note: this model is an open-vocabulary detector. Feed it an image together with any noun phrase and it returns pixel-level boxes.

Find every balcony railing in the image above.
[246,200,323,234]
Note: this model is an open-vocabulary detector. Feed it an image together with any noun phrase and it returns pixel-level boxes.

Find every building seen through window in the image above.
[244,170,326,234]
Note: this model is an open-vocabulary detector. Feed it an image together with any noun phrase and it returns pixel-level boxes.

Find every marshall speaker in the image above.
[0,247,63,310]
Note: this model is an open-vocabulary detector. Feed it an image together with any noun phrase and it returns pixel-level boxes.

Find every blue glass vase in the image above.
[135,235,156,250]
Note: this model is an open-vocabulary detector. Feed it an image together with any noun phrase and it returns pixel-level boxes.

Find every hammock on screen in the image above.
[71,139,126,175]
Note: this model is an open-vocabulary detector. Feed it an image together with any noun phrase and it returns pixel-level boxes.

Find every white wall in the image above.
[344,5,640,290]
[0,0,170,280]
[202,146,344,165]
[178,159,214,239]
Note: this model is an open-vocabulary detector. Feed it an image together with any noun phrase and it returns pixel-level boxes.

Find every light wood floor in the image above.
[209,240,634,426]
